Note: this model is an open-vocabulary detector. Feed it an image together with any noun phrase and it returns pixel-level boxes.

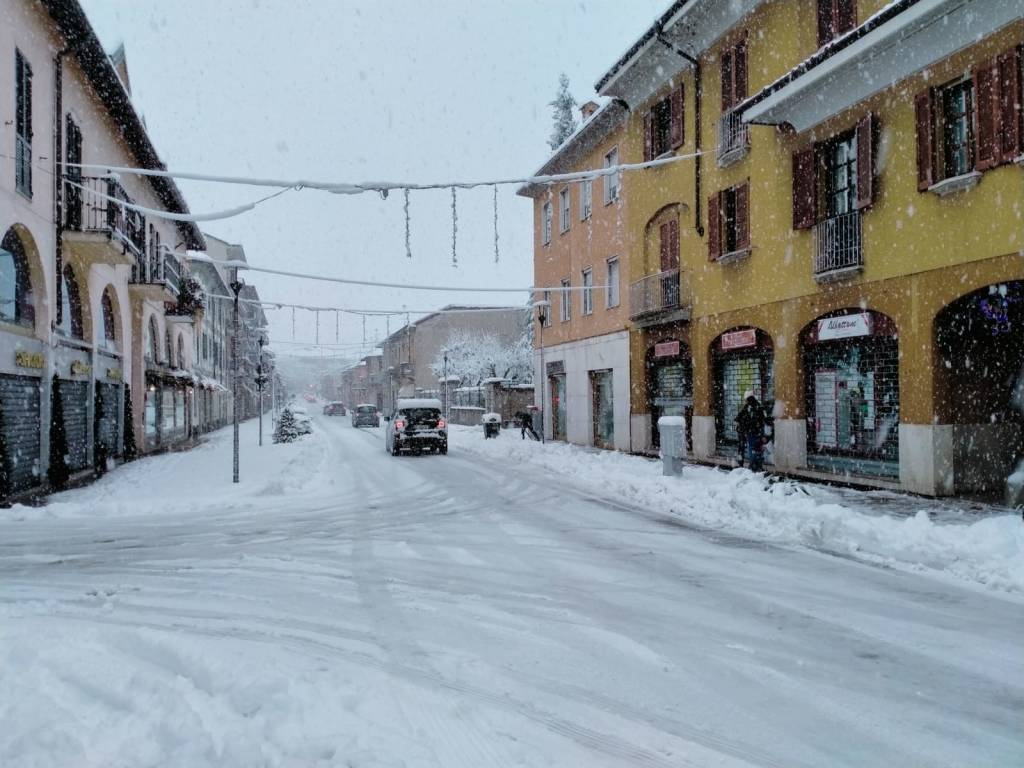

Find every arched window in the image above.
[56,264,84,339]
[166,329,175,368]
[100,289,117,350]
[177,334,185,369]
[147,315,160,363]
[0,228,34,327]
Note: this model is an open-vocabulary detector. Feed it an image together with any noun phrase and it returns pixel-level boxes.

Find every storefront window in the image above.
[175,389,186,432]
[145,386,158,439]
[162,388,175,432]
[714,329,774,454]
[549,374,566,440]
[591,370,614,449]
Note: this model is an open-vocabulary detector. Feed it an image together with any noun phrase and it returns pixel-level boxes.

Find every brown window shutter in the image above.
[816,0,833,47]
[721,47,732,112]
[914,89,935,191]
[734,40,748,103]
[644,111,654,162]
[708,193,721,260]
[792,147,817,230]
[670,84,685,149]
[735,182,750,251]
[855,113,875,210]
[659,221,671,270]
[997,46,1022,163]
[837,0,857,37]
[973,58,999,171]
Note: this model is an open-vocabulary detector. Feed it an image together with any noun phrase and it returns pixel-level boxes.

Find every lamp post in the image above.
[229,275,244,483]
[535,300,550,444]
[443,351,449,425]
[256,334,268,446]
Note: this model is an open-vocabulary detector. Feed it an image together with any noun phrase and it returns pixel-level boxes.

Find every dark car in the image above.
[385,398,447,456]
[351,404,380,428]
[323,402,346,416]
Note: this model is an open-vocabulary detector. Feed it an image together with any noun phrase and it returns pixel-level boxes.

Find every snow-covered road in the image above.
[2,414,1023,767]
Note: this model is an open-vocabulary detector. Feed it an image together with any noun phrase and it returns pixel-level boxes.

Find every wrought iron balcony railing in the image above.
[814,210,863,280]
[64,175,146,259]
[716,108,750,166]
[630,269,688,320]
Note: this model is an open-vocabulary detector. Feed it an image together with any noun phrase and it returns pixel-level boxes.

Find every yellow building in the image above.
[529,0,1024,497]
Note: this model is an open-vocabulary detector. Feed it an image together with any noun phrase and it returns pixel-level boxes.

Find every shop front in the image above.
[54,346,92,473]
[144,369,191,451]
[802,310,899,478]
[95,355,124,463]
[547,360,566,441]
[712,328,774,459]
[590,369,614,449]
[646,339,691,450]
[0,347,43,494]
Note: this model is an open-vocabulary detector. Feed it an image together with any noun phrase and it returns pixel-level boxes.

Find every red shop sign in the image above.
[721,329,757,350]
[654,340,680,358]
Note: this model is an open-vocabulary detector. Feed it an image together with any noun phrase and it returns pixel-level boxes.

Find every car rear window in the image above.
[357,406,375,413]
[400,408,440,424]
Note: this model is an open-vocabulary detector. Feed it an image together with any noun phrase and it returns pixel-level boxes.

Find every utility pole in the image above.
[536,301,549,444]
[230,274,244,483]
[443,351,449,424]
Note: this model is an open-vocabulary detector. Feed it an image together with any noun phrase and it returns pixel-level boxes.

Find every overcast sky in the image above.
[78,0,666,363]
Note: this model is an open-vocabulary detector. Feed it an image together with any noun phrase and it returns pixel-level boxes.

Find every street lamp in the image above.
[443,351,449,425]
[229,275,244,483]
[534,300,550,444]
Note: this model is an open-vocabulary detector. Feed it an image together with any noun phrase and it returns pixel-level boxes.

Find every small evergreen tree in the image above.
[273,407,300,443]
[122,385,138,461]
[548,73,578,151]
[48,375,71,490]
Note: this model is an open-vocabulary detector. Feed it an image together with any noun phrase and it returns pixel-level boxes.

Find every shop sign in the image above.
[70,360,92,377]
[721,329,757,350]
[14,350,44,370]
[654,340,680,358]
[546,360,565,377]
[107,367,123,382]
[817,313,872,341]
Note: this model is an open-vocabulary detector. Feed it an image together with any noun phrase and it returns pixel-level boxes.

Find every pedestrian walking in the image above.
[734,390,767,472]
[516,410,539,441]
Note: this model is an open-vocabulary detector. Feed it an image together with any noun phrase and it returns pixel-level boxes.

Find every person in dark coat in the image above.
[515,410,538,441]
[734,391,767,471]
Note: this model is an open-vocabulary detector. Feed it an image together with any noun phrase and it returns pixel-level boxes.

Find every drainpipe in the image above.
[656,32,704,237]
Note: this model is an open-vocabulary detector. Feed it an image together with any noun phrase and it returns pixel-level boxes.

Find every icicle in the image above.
[493,185,499,263]
[404,188,411,258]
[450,186,458,267]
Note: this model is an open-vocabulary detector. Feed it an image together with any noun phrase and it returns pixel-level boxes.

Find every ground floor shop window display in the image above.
[549,373,566,441]
[803,311,899,478]
[590,369,613,449]
[646,340,692,450]
[713,328,774,459]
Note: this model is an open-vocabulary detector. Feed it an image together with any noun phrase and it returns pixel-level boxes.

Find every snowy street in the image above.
[2,414,1023,767]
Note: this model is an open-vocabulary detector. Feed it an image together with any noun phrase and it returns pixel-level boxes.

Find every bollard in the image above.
[658,416,687,476]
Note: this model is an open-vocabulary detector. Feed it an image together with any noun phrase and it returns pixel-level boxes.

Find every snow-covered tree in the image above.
[273,408,301,443]
[431,326,532,386]
[547,73,578,151]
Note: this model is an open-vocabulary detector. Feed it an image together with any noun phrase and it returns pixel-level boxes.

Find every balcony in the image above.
[716,108,750,167]
[130,249,181,301]
[62,176,144,267]
[629,269,691,326]
[814,210,863,281]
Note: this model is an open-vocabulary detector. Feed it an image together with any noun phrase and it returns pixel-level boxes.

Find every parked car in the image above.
[323,402,346,416]
[291,407,314,435]
[351,404,380,428]
[385,398,447,456]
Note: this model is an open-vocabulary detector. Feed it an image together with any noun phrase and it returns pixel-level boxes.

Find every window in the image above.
[65,116,83,230]
[101,289,117,350]
[542,202,552,244]
[147,316,160,363]
[559,187,571,233]
[941,80,973,179]
[541,290,552,326]
[817,0,856,47]
[0,228,34,327]
[560,278,571,322]
[606,258,620,309]
[644,86,684,161]
[582,269,593,315]
[825,132,857,217]
[603,147,620,203]
[580,179,593,220]
[708,183,750,260]
[15,50,33,197]
[720,39,748,112]
[56,265,83,339]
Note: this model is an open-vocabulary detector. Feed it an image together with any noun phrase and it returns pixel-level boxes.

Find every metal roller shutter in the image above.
[59,380,89,471]
[0,374,41,493]
[96,382,121,458]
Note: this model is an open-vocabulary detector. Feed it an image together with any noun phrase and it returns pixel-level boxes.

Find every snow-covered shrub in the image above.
[273,408,301,443]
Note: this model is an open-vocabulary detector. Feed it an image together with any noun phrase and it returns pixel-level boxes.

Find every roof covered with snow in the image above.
[395,398,443,410]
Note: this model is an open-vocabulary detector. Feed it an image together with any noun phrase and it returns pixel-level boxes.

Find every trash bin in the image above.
[482,412,501,439]
[657,416,687,476]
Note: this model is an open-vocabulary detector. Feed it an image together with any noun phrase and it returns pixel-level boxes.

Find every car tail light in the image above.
[437,419,446,429]
[394,419,405,430]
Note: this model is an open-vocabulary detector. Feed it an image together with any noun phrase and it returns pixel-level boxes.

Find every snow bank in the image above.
[451,428,1024,593]
[1,419,330,521]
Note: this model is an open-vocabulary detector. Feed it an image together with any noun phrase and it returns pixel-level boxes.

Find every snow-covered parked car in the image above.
[291,407,314,435]
[323,402,346,416]
[385,398,447,456]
